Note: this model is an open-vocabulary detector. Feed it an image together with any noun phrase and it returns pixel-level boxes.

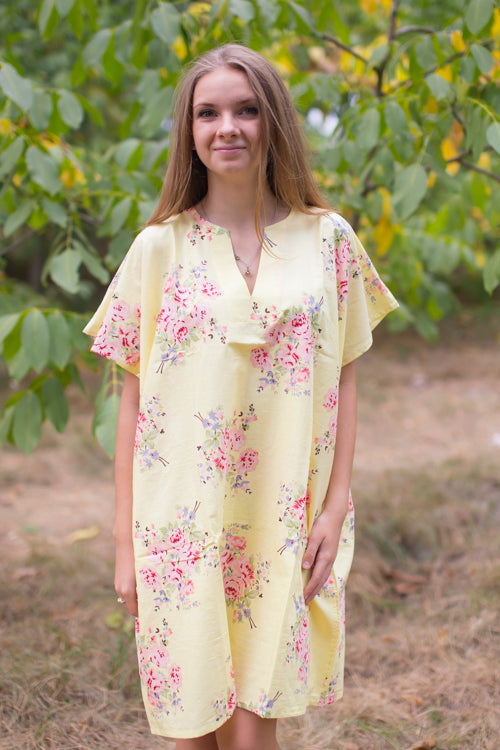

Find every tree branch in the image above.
[319,33,368,64]
[0,230,36,256]
[375,0,400,97]
[457,159,500,184]
[394,25,435,37]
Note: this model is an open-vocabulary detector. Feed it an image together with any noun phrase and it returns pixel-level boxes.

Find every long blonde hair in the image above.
[147,44,329,231]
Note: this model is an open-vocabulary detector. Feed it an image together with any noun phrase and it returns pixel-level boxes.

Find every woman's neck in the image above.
[200,177,277,231]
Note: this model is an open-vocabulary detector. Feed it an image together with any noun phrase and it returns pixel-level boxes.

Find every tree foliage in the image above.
[1,0,499,454]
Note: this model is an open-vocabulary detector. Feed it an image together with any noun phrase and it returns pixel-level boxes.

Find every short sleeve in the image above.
[322,213,399,366]
[83,234,143,375]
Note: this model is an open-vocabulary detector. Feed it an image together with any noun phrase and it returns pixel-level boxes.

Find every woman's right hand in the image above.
[115,538,138,617]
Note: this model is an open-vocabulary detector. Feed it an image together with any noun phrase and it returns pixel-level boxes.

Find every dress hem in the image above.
[148,692,344,739]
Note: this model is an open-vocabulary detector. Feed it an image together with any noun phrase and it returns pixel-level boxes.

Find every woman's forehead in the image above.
[193,67,256,105]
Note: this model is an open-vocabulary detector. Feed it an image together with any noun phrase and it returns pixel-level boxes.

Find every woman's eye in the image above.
[241,106,258,116]
[197,109,215,118]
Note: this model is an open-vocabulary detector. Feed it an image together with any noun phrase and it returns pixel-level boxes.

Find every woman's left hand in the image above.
[302,506,346,606]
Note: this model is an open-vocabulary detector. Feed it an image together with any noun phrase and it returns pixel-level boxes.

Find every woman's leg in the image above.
[215,707,280,750]
[176,732,219,750]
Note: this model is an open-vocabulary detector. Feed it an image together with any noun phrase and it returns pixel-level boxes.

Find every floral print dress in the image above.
[84,208,398,738]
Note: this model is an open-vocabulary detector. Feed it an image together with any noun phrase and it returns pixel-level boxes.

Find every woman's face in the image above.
[192,67,262,184]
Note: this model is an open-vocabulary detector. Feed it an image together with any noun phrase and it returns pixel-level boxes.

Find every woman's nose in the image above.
[217,112,238,136]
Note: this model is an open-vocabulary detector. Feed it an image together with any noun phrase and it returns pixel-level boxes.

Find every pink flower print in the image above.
[236,448,259,474]
[323,387,338,410]
[180,579,194,598]
[224,575,246,602]
[228,534,247,552]
[295,338,313,362]
[173,285,194,308]
[220,547,235,568]
[228,687,237,712]
[125,350,140,366]
[295,367,310,383]
[277,343,300,370]
[214,448,233,475]
[145,667,165,695]
[111,300,130,321]
[157,300,177,330]
[289,312,311,337]
[298,666,307,682]
[233,556,255,585]
[250,347,273,370]
[139,567,161,588]
[229,428,246,450]
[169,664,182,688]
[201,279,221,297]
[164,560,184,586]
[168,527,189,550]
[264,321,286,345]
[119,323,139,350]
[190,301,210,325]
[149,647,170,669]
[149,542,169,565]
[170,318,191,343]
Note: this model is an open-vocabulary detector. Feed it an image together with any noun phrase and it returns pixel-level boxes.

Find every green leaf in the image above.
[486,121,500,154]
[0,62,33,111]
[47,311,72,369]
[78,245,110,284]
[28,90,53,130]
[13,391,43,454]
[483,248,500,294]
[57,90,84,129]
[55,0,75,14]
[67,1,85,38]
[384,101,407,137]
[21,310,50,372]
[48,249,82,294]
[426,73,451,101]
[354,108,380,152]
[4,201,34,237]
[109,197,132,233]
[470,44,494,74]
[94,393,120,457]
[0,405,15,445]
[288,1,313,31]
[25,146,62,195]
[465,0,494,35]
[42,197,68,228]
[393,164,428,220]
[83,29,112,66]
[113,138,143,169]
[150,3,181,45]
[41,377,69,432]
[415,36,437,69]
[38,0,58,38]
[138,86,174,137]
[369,44,389,68]
[0,313,22,349]
[0,137,26,180]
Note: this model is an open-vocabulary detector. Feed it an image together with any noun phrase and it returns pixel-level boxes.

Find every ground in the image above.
[1,309,499,750]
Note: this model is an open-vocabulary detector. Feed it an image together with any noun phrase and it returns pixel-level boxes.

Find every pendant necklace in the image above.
[199,199,278,278]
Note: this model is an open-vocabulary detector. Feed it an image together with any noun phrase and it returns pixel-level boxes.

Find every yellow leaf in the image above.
[13,173,21,187]
[474,249,487,268]
[427,171,436,187]
[275,51,296,74]
[450,120,464,147]
[61,169,75,189]
[451,30,466,52]
[492,8,500,39]
[189,1,211,18]
[68,525,100,544]
[373,215,393,256]
[172,35,187,61]
[424,97,438,114]
[441,137,458,161]
[478,153,491,170]
[0,118,13,135]
[361,0,377,12]
[437,65,452,82]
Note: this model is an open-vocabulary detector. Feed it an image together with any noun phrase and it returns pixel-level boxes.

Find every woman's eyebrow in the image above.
[193,97,258,109]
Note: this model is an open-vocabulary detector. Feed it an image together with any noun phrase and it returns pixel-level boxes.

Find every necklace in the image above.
[199,199,278,277]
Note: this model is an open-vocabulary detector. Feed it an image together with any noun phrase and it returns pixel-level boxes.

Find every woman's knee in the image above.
[216,708,279,750]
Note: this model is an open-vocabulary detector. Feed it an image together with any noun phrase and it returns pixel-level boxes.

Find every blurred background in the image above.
[1,1,499,748]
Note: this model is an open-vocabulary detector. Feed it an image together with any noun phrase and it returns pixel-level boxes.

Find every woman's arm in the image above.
[302,360,357,606]
[114,370,140,616]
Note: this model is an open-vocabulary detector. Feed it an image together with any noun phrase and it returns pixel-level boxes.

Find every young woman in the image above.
[85,44,398,750]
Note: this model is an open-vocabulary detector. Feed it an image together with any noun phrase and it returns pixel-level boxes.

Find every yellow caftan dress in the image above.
[84,208,398,738]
